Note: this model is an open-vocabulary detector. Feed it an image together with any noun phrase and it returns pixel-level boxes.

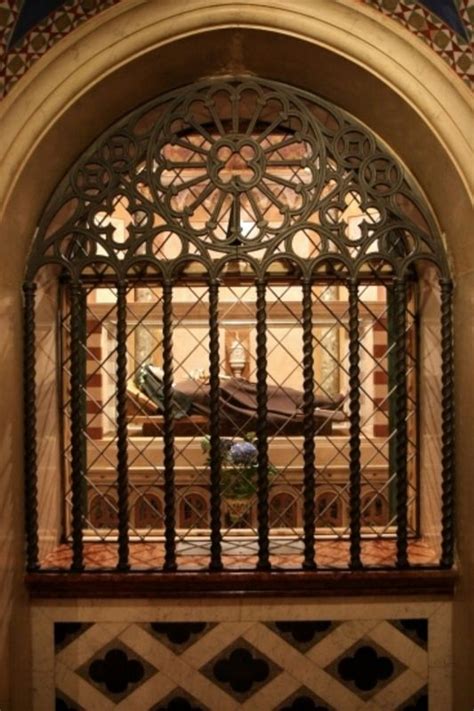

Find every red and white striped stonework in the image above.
[85,318,104,440]
[372,318,389,439]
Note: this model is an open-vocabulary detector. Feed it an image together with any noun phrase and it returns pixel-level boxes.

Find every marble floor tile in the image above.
[40,537,439,571]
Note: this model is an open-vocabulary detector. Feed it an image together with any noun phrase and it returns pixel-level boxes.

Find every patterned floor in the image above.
[41,537,439,571]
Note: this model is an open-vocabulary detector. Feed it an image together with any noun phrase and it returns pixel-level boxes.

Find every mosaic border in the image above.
[0,0,119,99]
[364,0,473,86]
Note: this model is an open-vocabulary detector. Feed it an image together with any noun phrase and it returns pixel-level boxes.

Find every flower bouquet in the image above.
[201,434,277,527]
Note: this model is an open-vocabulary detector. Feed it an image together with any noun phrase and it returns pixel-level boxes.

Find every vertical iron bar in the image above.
[57,280,69,543]
[301,279,316,570]
[162,281,177,571]
[394,277,409,568]
[387,285,397,520]
[413,293,422,538]
[23,282,40,571]
[69,281,85,571]
[208,280,223,571]
[255,278,271,571]
[439,278,455,568]
[116,281,130,571]
[348,279,362,569]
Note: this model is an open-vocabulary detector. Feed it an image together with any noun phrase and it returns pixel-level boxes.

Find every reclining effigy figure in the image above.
[134,364,346,435]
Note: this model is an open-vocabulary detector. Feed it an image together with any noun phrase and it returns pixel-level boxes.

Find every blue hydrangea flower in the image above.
[228,441,258,465]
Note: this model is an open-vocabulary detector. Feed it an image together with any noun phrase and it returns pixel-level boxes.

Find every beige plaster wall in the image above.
[418,265,442,556]
[0,2,472,709]
[35,268,63,562]
[452,268,474,709]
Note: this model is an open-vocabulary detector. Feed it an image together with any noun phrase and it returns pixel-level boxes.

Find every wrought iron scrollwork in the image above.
[27,77,446,280]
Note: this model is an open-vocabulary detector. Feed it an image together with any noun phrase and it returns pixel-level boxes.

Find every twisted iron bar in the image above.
[116,281,130,571]
[348,279,362,570]
[162,281,177,571]
[394,277,408,568]
[23,282,40,571]
[301,279,316,570]
[440,278,455,568]
[255,278,271,571]
[69,281,85,572]
[208,280,223,571]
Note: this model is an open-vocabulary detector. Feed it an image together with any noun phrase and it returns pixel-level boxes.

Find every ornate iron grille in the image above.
[23,77,454,574]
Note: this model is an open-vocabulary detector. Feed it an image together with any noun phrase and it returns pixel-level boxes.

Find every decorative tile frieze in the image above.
[0,0,119,99]
[364,0,472,86]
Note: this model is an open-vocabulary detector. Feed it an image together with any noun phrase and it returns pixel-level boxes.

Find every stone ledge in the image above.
[26,567,457,598]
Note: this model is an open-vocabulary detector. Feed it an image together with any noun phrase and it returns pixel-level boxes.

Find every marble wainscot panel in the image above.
[30,599,452,710]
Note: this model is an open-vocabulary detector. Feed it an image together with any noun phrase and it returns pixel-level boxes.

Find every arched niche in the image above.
[0,3,471,710]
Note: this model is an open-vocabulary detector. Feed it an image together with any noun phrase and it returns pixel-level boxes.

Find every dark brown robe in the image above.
[174,377,345,435]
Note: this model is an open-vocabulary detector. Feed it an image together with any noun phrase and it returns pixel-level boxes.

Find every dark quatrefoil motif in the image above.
[337,645,394,691]
[213,647,269,693]
[89,648,144,694]
[210,139,264,192]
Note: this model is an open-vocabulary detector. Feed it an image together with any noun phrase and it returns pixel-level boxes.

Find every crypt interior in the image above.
[0,1,472,710]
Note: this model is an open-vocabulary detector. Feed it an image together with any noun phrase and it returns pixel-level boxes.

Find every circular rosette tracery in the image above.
[28,77,447,279]
[147,83,326,253]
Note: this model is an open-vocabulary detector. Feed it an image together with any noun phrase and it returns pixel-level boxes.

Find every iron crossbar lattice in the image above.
[23,77,454,574]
